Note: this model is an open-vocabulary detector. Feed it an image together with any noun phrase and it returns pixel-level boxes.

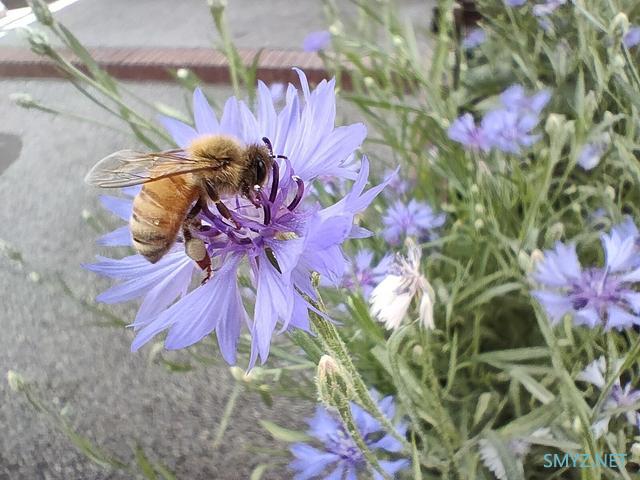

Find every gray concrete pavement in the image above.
[0,0,434,50]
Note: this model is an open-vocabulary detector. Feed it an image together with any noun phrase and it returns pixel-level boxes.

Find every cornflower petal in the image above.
[157,117,198,148]
[624,27,640,48]
[192,88,219,134]
[131,255,244,352]
[96,225,131,247]
[289,391,409,479]
[99,195,132,221]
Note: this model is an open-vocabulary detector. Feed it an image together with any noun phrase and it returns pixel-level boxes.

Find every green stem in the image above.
[311,311,411,451]
[212,382,242,450]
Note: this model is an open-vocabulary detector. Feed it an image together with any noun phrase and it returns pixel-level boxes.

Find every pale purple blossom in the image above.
[500,85,551,116]
[463,28,486,50]
[383,168,412,198]
[86,69,391,368]
[532,0,566,17]
[482,109,541,154]
[624,27,640,49]
[382,199,445,246]
[450,85,549,154]
[577,141,608,170]
[341,250,392,298]
[504,0,527,6]
[289,391,409,480]
[448,113,492,152]
[303,30,331,52]
[531,220,640,330]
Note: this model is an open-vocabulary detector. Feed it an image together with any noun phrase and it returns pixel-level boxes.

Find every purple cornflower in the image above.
[303,30,331,52]
[479,85,550,154]
[86,69,391,367]
[577,141,608,170]
[450,85,549,154]
[500,85,551,117]
[532,0,566,17]
[447,113,492,152]
[578,357,640,437]
[531,221,640,330]
[463,28,486,50]
[481,109,541,154]
[289,391,409,480]
[382,199,445,246]
[341,250,392,299]
[382,168,412,199]
[624,27,640,49]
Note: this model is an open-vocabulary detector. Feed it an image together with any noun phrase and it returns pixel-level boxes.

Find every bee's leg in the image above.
[183,204,212,283]
[203,182,240,229]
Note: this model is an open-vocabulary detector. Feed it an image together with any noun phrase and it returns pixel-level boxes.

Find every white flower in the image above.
[479,429,551,480]
[577,356,624,389]
[369,239,435,330]
[577,356,640,438]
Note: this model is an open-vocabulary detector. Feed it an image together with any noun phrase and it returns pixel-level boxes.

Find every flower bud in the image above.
[470,184,480,195]
[474,219,484,230]
[530,249,544,266]
[631,442,640,461]
[229,366,245,382]
[28,0,54,26]
[316,355,353,409]
[392,35,404,47]
[176,68,190,79]
[9,93,36,109]
[6,371,24,392]
[411,345,424,363]
[546,222,564,242]
[605,186,615,201]
[610,12,630,36]
[474,203,485,215]
[612,54,625,70]
[545,113,566,136]
[363,76,375,89]
[584,91,597,119]
[329,22,343,36]
[517,250,532,273]
[207,0,227,8]
[24,28,52,56]
[572,416,582,434]
[28,272,41,283]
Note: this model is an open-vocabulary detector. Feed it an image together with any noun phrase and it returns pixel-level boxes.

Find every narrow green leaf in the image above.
[133,444,158,480]
[259,420,312,443]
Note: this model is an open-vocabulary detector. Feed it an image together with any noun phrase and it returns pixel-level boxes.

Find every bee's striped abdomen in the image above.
[130,175,198,263]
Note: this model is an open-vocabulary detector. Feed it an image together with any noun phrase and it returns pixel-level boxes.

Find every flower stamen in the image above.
[288,175,304,211]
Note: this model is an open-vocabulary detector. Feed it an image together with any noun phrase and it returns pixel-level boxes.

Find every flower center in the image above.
[325,427,365,467]
[194,159,305,255]
[569,268,622,312]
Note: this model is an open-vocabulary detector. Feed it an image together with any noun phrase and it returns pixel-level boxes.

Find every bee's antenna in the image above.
[262,137,274,156]
[262,136,288,160]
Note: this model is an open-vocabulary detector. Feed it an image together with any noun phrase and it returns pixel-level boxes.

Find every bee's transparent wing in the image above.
[84,150,220,188]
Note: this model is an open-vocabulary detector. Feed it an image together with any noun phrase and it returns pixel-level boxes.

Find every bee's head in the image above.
[243,144,273,194]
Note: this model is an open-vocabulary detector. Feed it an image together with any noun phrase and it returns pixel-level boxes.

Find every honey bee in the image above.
[85,134,278,281]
